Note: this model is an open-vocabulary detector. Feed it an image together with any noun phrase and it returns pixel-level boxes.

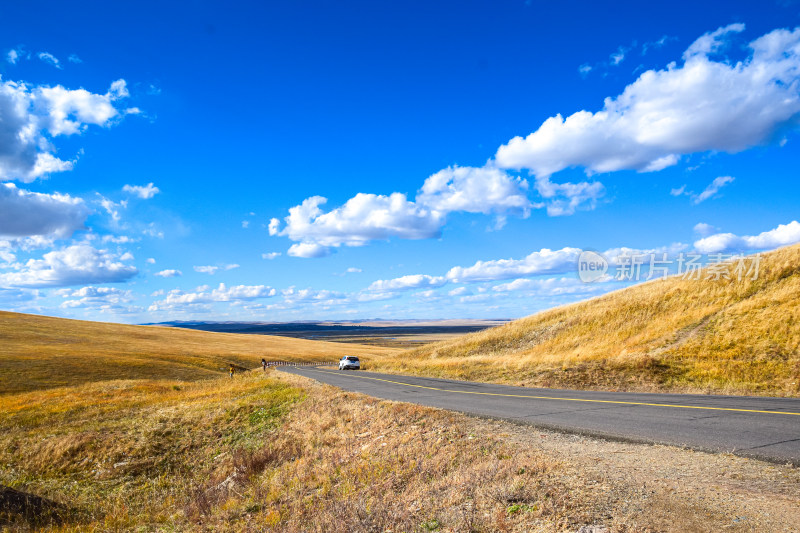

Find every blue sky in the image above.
[1,0,799,323]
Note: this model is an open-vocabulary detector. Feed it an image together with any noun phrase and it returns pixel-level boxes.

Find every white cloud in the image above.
[269,24,800,258]
[448,286,470,296]
[416,165,530,215]
[102,235,137,244]
[0,183,88,238]
[287,241,331,258]
[97,195,127,222]
[367,274,447,292]
[355,291,399,302]
[692,176,734,204]
[495,25,800,179]
[149,282,276,310]
[57,286,134,310]
[154,269,182,278]
[694,220,800,253]
[281,287,345,303]
[268,218,280,235]
[37,52,62,69]
[193,264,238,274]
[68,54,82,64]
[693,222,718,237]
[262,252,281,260]
[122,182,159,199]
[0,243,137,287]
[578,63,592,77]
[534,177,605,216]
[683,23,745,60]
[346,267,362,273]
[0,76,132,181]
[275,194,444,251]
[241,220,250,228]
[492,277,600,296]
[446,247,582,283]
[146,257,156,264]
[272,165,535,257]
[6,48,22,65]
[642,35,671,55]
[670,185,687,196]
[610,46,627,65]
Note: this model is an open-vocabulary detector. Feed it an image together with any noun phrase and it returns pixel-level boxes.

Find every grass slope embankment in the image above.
[4,370,798,531]
[0,311,398,394]
[371,244,800,396]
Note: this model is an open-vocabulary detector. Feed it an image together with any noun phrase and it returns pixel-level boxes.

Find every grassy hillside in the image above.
[6,371,796,531]
[371,245,800,396]
[0,312,398,394]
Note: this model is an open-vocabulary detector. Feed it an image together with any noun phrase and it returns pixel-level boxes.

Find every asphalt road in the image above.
[280,366,800,465]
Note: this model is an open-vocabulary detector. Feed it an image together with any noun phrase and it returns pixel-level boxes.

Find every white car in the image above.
[339,356,360,370]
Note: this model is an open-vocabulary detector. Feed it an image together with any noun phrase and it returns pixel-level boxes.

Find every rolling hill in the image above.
[371,244,800,396]
[0,312,398,394]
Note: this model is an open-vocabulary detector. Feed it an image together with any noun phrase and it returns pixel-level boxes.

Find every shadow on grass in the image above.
[0,484,79,528]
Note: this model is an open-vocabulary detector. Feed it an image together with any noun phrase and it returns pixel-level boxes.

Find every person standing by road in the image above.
[229,364,235,379]
[261,358,267,372]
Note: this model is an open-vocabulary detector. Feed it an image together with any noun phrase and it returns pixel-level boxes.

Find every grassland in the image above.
[0,311,398,394]
[369,244,800,396]
[4,370,798,531]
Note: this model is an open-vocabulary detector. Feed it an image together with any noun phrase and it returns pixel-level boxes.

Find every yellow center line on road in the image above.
[308,368,800,417]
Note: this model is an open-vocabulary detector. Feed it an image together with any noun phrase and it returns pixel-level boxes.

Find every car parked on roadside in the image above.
[339,356,360,370]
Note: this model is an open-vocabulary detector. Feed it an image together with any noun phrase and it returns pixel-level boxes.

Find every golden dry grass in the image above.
[4,371,798,531]
[370,245,800,395]
[0,311,398,395]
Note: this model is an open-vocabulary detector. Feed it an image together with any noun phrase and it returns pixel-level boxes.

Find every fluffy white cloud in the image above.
[262,252,281,260]
[268,25,800,258]
[272,165,536,257]
[495,24,800,178]
[367,274,447,292]
[287,241,331,258]
[694,220,800,253]
[150,283,277,310]
[155,269,182,278]
[275,194,445,250]
[417,165,530,215]
[446,247,582,283]
[0,183,88,238]
[692,176,734,204]
[56,286,134,310]
[0,76,131,182]
[122,182,159,199]
[0,243,137,287]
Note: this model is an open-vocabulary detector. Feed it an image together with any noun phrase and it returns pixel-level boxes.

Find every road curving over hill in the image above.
[280,366,800,465]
